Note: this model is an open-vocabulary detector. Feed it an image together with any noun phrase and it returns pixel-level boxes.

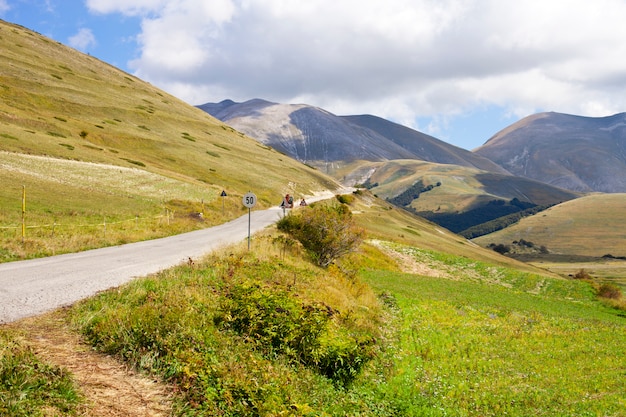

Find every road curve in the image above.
[0,206,288,324]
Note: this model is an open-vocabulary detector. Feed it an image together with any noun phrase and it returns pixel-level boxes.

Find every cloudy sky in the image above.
[3,0,626,150]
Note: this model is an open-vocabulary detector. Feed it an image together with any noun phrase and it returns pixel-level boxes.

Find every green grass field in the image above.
[363,274,626,416]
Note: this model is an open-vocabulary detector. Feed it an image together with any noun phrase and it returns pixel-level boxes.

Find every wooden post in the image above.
[21,185,25,243]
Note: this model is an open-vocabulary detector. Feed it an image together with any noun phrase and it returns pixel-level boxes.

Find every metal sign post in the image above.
[242,192,257,250]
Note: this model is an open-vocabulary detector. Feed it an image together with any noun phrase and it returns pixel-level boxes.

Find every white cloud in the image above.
[88,0,626,141]
[68,27,96,51]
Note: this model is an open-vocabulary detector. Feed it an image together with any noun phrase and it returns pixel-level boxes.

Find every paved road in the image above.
[0,206,289,324]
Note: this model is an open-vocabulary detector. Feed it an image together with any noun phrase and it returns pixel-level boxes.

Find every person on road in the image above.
[280,193,294,208]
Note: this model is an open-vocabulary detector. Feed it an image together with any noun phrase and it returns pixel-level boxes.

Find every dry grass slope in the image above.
[473,193,626,258]
[336,159,578,214]
[0,19,339,260]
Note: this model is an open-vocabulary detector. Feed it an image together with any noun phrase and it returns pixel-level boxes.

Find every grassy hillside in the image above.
[342,190,555,275]
[473,193,626,258]
[0,20,338,261]
[335,159,578,213]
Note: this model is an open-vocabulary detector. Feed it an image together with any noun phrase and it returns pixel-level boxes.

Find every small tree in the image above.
[277,203,365,268]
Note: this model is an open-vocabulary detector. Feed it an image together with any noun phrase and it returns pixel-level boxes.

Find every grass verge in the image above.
[0,329,82,416]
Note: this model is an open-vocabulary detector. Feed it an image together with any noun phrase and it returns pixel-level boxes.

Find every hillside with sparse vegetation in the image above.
[473,193,626,259]
[0,20,338,262]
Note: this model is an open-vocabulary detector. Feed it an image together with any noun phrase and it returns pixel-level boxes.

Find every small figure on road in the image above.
[280,193,294,209]
[300,198,307,206]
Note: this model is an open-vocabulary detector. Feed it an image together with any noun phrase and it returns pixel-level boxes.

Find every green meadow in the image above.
[360,244,626,416]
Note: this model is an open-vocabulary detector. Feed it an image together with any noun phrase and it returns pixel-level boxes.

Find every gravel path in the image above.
[0,205,292,324]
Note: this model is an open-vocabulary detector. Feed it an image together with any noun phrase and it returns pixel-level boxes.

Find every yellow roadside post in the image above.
[21,185,25,243]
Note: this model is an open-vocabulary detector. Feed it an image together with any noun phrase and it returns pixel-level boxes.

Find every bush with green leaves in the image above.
[335,193,355,205]
[277,203,365,268]
[214,281,373,385]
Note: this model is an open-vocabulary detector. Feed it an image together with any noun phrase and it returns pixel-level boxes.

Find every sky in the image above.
[3,0,626,151]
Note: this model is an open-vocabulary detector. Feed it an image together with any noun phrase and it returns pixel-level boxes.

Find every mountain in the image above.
[197,99,508,174]
[336,159,579,209]
[474,112,626,193]
[333,159,579,234]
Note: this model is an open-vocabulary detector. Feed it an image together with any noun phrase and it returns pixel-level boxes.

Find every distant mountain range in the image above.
[199,99,600,235]
[197,99,507,174]
[200,100,626,195]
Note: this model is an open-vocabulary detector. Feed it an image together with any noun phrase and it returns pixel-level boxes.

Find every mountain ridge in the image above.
[198,99,509,174]
[203,100,626,194]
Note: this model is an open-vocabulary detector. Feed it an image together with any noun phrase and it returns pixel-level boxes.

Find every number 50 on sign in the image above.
[243,192,257,208]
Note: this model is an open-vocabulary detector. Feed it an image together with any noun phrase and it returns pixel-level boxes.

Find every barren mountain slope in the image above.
[475,112,626,193]
[198,99,509,174]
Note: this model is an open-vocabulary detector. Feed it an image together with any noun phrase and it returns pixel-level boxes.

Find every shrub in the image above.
[214,280,374,386]
[573,269,591,280]
[597,283,622,300]
[336,193,354,205]
[490,243,511,254]
[277,204,365,267]
[214,282,329,361]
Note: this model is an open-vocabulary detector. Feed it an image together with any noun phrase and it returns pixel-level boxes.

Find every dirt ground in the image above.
[6,310,174,417]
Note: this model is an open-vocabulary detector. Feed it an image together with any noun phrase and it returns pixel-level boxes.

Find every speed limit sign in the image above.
[242,192,257,208]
